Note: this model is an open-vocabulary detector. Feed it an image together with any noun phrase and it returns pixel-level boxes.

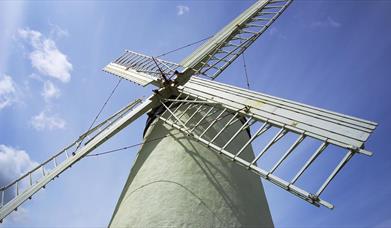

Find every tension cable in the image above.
[74,77,123,153]
[157,35,213,58]
[242,53,251,90]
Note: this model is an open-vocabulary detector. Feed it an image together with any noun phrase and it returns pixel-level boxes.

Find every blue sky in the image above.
[0,0,390,227]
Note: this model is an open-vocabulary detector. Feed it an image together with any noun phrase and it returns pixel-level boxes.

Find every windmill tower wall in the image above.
[109,105,274,227]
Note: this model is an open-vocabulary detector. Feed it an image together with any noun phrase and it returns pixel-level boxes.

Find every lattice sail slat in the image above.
[154,77,377,209]
[104,50,181,86]
[178,0,292,83]
[182,77,376,152]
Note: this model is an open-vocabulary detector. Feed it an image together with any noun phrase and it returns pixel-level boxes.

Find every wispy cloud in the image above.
[0,1,25,72]
[311,16,342,29]
[49,24,69,39]
[375,219,391,228]
[41,80,60,101]
[9,207,29,224]
[0,75,17,109]
[18,28,72,83]
[176,5,190,16]
[31,110,66,130]
[268,27,287,40]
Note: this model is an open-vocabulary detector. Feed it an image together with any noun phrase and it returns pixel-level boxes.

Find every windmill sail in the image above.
[156,77,377,209]
[105,0,294,87]
[182,77,376,151]
[0,98,155,221]
[104,50,181,87]
[177,0,293,84]
[1,0,378,224]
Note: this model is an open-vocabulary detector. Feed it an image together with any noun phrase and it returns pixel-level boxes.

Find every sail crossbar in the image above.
[156,81,377,208]
[177,0,293,84]
[104,50,181,87]
[180,77,377,152]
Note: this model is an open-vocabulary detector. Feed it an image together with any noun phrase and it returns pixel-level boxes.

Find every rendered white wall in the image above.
[110,107,273,227]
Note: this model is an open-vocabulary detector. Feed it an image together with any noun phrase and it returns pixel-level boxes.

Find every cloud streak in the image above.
[18,28,72,83]
[0,75,17,109]
[41,80,60,101]
[176,5,190,16]
[31,110,66,130]
[0,1,25,73]
[311,16,342,29]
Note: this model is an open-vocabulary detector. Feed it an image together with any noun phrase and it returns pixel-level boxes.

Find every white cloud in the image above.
[31,110,66,130]
[311,16,341,29]
[0,144,38,185]
[18,28,72,83]
[0,74,17,109]
[41,81,60,101]
[0,145,37,223]
[176,5,190,16]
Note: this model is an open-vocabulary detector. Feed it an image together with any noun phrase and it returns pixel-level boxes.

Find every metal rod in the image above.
[152,57,169,82]
[162,93,183,120]
[315,150,354,197]
[270,134,306,174]
[132,58,149,70]
[227,117,241,128]
[235,121,271,158]
[209,112,239,145]
[184,104,203,126]
[291,141,329,184]
[123,54,140,66]
[199,108,227,138]
[129,55,146,67]
[138,57,155,69]
[162,99,216,105]
[116,52,132,65]
[172,98,201,125]
[175,100,198,120]
[160,101,191,133]
[16,182,19,196]
[221,117,254,151]
[137,58,155,70]
[168,95,190,123]
[123,52,139,63]
[251,128,287,165]
[189,106,215,133]
[158,59,178,73]
[133,56,152,70]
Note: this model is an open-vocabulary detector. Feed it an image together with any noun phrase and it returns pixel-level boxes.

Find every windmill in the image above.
[0,0,377,226]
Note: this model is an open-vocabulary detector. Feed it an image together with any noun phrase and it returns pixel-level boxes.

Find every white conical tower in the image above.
[110,106,273,227]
